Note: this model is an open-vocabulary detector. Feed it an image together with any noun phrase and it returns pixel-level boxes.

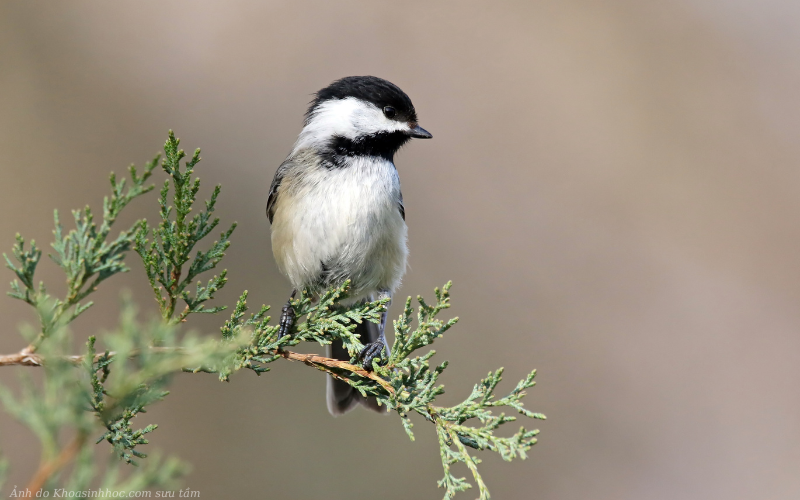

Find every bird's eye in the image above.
[383,106,397,119]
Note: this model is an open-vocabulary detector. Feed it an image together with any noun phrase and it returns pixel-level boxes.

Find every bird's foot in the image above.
[278,291,297,339]
[358,341,387,372]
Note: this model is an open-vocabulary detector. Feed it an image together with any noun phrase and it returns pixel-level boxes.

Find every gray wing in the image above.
[266,159,292,224]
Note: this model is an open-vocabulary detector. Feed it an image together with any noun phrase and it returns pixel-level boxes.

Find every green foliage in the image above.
[0,326,95,461]
[87,303,239,465]
[374,284,545,499]
[0,317,187,493]
[4,159,156,345]
[135,131,235,323]
[0,132,544,499]
[219,280,544,499]
[4,236,41,306]
[0,150,190,493]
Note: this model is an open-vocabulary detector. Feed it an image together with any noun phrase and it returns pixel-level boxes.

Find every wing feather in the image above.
[267,160,291,224]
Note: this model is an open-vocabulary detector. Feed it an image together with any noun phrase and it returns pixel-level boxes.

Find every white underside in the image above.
[270,154,408,301]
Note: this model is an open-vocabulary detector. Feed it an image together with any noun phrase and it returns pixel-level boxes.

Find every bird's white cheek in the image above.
[352,109,409,136]
[295,98,410,152]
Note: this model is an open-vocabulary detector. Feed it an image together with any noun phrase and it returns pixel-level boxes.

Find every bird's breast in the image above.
[271,156,408,298]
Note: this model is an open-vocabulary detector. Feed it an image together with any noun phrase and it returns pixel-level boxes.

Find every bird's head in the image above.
[293,76,431,161]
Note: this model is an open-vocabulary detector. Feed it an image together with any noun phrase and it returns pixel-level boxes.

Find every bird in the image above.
[266,76,431,415]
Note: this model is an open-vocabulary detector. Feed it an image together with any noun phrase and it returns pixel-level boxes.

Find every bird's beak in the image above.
[407,124,432,139]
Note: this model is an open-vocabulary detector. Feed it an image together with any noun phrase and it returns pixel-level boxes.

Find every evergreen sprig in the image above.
[135,131,235,323]
[86,304,239,465]
[219,281,544,500]
[86,336,159,466]
[3,159,156,345]
[0,321,186,492]
[288,283,389,356]
[0,326,94,460]
[0,141,193,493]
[217,282,391,380]
[4,236,41,306]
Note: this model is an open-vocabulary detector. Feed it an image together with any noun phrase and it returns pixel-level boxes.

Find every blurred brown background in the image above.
[1,1,800,498]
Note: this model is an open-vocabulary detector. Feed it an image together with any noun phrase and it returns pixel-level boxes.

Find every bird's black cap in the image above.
[307,76,419,124]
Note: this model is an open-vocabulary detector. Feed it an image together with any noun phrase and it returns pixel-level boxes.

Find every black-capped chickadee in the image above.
[267,76,432,415]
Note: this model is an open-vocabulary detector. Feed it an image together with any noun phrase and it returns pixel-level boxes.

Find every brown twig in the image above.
[0,346,180,367]
[0,345,395,394]
[276,349,395,394]
[27,431,88,493]
[0,346,44,366]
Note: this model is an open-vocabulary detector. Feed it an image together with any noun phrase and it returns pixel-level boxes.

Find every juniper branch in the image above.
[3,158,156,349]
[134,131,235,324]
[217,280,544,499]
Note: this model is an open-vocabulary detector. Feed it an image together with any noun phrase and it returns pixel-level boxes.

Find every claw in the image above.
[278,290,297,339]
[358,341,386,372]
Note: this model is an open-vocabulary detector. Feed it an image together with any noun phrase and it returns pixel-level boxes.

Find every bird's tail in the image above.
[326,320,388,416]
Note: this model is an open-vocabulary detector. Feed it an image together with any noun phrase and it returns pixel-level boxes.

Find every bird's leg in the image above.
[278,289,297,339]
[358,290,392,371]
